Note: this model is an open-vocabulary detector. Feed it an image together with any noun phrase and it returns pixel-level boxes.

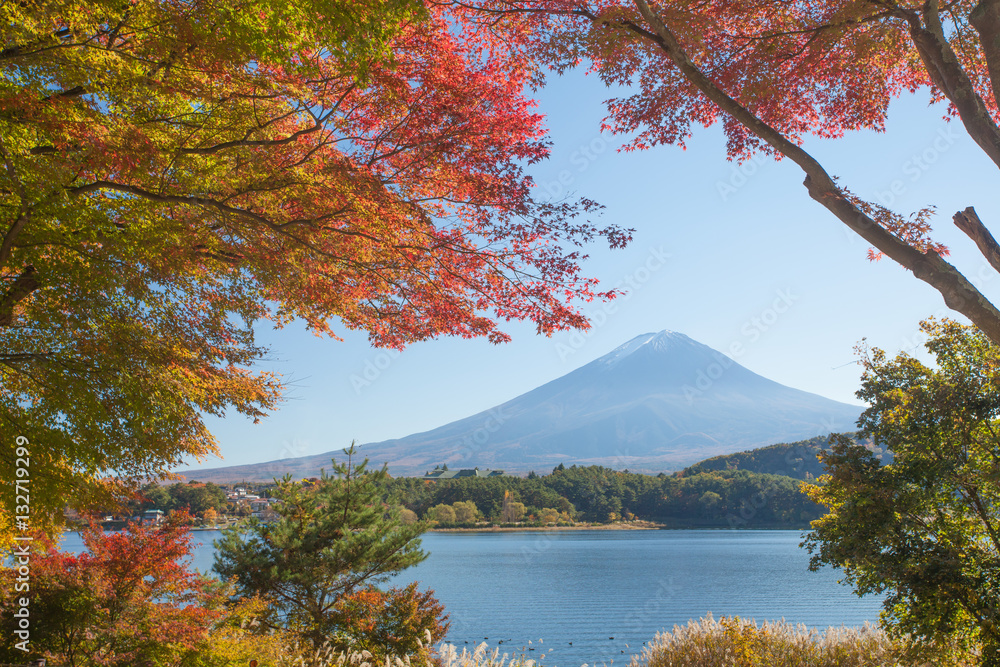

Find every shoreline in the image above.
[77,520,813,533]
[428,521,814,532]
[429,520,664,532]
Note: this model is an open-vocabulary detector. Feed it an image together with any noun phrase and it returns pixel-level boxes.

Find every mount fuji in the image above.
[188,331,863,481]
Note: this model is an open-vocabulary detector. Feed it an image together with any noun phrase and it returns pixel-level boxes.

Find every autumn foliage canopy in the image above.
[8,0,1000,536]
[0,0,628,526]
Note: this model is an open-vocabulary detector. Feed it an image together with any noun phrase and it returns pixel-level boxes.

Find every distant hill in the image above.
[683,433,890,480]
[184,330,864,483]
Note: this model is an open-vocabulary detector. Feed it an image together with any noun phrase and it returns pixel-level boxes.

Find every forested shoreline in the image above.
[387,463,823,529]
[132,446,831,530]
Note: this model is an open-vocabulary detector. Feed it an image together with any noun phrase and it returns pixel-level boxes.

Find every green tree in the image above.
[452,500,478,523]
[169,482,227,515]
[804,320,1000,665]
[428,504,456,525]
[138,483,172,513]
[213,445,428,650]
[697,491,722,518]
[539,508,560,525]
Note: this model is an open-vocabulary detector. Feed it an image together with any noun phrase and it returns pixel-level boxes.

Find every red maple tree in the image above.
[334,583,449,661]
[456,0,1000,341]
[0,514,225,665]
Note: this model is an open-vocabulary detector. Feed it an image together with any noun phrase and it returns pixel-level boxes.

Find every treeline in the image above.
[683,434,890,481]
[387,464,824,528]
[126,481,229,515]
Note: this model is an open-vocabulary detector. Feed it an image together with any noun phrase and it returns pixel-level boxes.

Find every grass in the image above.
[433,618,900,667]
[627,614,892,667]
[229,618,980,667]
[438,641,543,667]
[625,613,978,667]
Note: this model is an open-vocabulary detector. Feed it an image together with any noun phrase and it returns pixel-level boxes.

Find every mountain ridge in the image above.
[183,330,863,482]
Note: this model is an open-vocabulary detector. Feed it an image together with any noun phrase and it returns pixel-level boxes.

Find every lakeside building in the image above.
[421,466,507,481]
[142,509,165,525]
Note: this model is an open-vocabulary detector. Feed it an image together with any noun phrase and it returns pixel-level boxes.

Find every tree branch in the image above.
[0,28,72,61]
[0,352,54,362]
[953,206,1000,275]
[179,115,327,155]
[0,137,30,270]
[899,1,1000,168]
[41,85,87,102]
[0,265,41,327]
[971,0,1000,109]
[67,180,275,228]
[626,0,1000,344]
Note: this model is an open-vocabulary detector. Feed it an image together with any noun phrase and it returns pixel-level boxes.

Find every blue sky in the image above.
[186,67,1000,471]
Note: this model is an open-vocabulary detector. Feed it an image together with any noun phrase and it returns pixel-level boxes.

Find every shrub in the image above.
[334,583,449,662]
[627,614,965,667]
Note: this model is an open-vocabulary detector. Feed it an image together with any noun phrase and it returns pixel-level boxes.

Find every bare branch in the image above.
[954,206,1000,275]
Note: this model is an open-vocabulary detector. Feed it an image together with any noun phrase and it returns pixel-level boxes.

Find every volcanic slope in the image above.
[187,331,863,481]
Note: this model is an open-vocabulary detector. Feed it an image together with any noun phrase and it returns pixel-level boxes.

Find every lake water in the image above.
[60,528,882,667]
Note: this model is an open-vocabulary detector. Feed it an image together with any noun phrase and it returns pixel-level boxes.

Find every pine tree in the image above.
[213,444,429,648]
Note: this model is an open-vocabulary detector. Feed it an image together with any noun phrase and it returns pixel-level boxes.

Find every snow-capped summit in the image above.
[189,330,863,480]
[600,330,700,367]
